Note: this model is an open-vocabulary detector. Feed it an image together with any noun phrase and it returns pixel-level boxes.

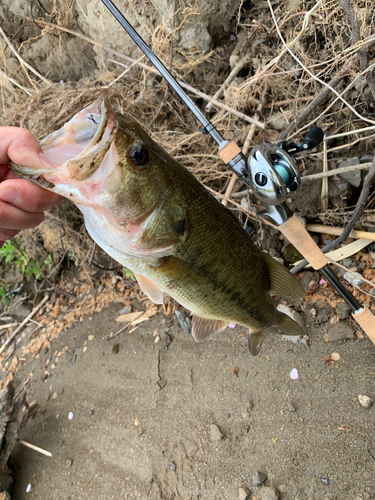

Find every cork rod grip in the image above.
[279,215,329,270]
[353,307,375,345]
[218,141,241,164]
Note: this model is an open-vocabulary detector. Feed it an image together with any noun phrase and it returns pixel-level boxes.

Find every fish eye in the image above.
[128,145,149,167]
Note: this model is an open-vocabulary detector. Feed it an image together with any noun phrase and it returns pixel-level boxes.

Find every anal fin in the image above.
[134,273,164,304]
[192,316,229,342]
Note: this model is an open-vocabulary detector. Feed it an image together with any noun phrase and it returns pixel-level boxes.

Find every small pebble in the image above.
[209,423,224,443]
[119,305,132,315]
[52,392,58,399]
[330,352,340,361]
[358,395,373,408]
[26,483,31,493]
[112,344,120,354]
[290,368,298,379]
[170,462,176,471]
[239,486,249,500]
[68,412,73,420]
[174,310,192,334]
[83,346,87,353]
[320,476,330,485]
[252,470,267,485]
[88,335,94,341]
[65,459,73,469]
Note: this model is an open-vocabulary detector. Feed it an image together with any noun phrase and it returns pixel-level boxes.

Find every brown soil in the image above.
[6,273,375,500]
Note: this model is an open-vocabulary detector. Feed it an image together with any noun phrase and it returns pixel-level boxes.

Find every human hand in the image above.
[0,127,63,248]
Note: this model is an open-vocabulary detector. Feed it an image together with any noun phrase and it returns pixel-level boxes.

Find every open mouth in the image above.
[11,97,116,183]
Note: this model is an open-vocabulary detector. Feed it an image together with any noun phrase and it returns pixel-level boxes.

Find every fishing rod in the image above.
[100,0,375,344]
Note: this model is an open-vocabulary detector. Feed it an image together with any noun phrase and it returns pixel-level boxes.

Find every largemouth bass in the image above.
[11,97,305,355]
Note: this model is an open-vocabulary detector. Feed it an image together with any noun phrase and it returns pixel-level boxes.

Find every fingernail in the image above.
[0,187,21,206]
[39,153,55,169]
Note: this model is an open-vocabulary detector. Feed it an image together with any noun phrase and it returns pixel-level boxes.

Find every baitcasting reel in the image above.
[248,127,324,207]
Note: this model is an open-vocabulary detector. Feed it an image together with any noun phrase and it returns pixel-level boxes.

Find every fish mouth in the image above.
[11,97,117,185]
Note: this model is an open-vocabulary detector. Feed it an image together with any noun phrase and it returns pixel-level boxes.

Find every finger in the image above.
[0,126,54,171]
[0,229,19,241]
[0,200,45,230]
[0,179,62,213]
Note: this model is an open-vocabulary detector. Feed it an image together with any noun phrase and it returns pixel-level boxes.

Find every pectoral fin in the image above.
[134,273,164,304]
[192,315,229,342]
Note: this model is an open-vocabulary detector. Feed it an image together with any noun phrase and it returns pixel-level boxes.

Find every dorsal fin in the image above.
[262,253,305,306]
[191,315,228,342]
[134,273,164,304]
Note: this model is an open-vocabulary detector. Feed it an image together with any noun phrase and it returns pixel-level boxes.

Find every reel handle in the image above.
[301,127,324,150]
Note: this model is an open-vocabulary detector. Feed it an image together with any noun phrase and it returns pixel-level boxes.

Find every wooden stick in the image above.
[221,174,238,207]
[0,323,18,331]
[306,223,375,241]
[321,140,329,212]
[206,54,250,112]
[19,440,52,457]
[301,161,372,181]
[0,295,49,356]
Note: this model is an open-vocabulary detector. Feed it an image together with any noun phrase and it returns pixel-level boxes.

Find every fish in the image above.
[11,97,305,355]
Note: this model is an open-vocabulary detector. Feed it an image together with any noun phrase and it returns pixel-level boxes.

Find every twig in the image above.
[43,275,76,299]
[205,53,251,112]
[306,224,375,242]
[0,26,52,86]
[321,140,328,212]
[328,259,375,289]
[19,440,52,457]
[323,126,375,140]
[88,242,97,266]
[0,295,49,356]
[3,342,16,364]
[301,161,372,182]
[221,174,238,207]
[0,323,18,332]
[107,322,131,340]
[292,153,375,274]
[27,324,43,340]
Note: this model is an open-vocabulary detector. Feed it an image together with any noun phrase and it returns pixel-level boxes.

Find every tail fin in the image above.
[262,253,305,306]
[248,312,304,356]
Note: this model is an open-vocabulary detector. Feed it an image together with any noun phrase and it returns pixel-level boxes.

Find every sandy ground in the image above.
[9,298,375,500]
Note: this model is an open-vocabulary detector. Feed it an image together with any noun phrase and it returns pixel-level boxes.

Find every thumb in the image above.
[1,126,54,170]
